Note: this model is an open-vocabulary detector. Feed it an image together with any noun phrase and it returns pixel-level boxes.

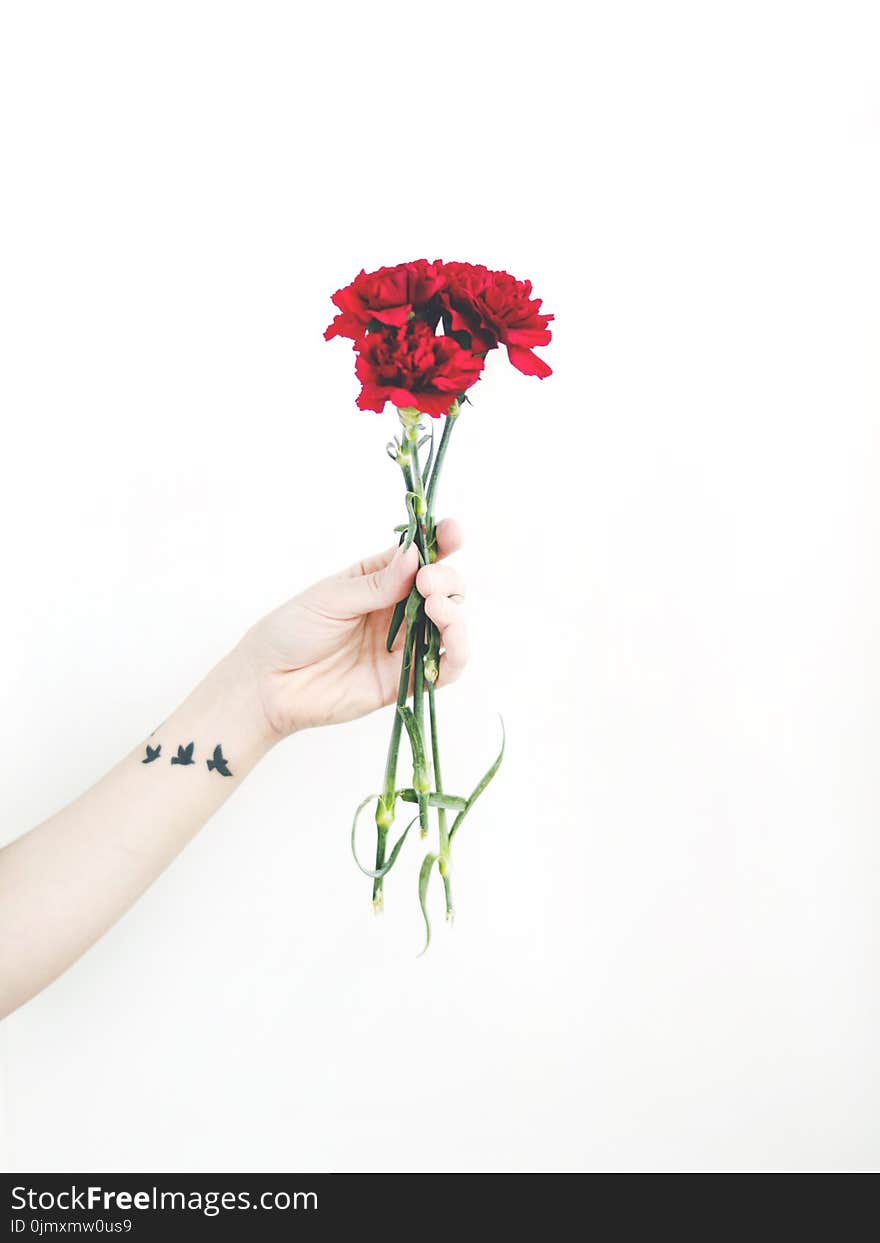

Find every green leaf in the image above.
[397,788,467,811]
[423,426,436,480]
[402,492,418,551]
[404,584,422,625]
[350,794,416,879]
[448,717,506,843]
[417,852,439,956]
[397,705,428,779]
[385,599,406,652]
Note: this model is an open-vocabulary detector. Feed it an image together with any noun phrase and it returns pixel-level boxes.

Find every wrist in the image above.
[221,643,285,755]
[170,643,282,777]
[231,625,302,744]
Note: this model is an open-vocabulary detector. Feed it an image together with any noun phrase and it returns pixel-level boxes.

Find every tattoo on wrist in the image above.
[140,739,233,777]
[206,745,233,777]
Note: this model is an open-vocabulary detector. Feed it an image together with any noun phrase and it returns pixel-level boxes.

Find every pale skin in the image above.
[0,520,466,1019]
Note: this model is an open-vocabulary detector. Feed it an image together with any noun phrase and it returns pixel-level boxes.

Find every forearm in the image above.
[0,643,277,1017]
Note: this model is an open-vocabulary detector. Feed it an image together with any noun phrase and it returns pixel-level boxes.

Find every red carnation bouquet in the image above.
[325,258,553,950]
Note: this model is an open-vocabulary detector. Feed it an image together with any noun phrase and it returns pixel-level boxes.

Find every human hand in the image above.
[239,519,468,738]
[0,523,470,1018]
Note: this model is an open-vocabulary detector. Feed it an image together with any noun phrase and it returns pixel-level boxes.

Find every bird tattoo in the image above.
[142,744,161,764]
[206,744,232,777]
[170,742,195,766]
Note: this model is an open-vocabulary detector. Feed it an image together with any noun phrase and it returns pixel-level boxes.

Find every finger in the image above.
[436,619,469,686]
[416,562,465,600]
[319,543,419,618]
[432,517,463,562]
[343,541,401,578]
[423,591,463,631]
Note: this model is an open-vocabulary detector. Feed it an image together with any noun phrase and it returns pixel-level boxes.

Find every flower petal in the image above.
[506,344,553,378]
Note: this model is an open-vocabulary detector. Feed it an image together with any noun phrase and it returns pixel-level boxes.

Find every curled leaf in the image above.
[403,493,418,550]
[417,852,439,956]
[448,717,506,843]
[350,794,416,879]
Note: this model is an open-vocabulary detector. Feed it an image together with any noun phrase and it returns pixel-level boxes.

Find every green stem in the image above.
[373,615,416,907]
[372,406,458,919]
[428,686,448,852]
[422,410,455,679]
[407,435,431,836]
[425,405,457,519]
[407,428,431,566]
[425,409,457,918]
[429,684,453,920]
[382,618,416,799]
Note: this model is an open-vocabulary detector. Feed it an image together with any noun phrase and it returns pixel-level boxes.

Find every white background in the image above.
[1,0,878,1173]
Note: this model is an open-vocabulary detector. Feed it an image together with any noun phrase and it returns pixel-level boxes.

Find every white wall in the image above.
[1,0,878,1173]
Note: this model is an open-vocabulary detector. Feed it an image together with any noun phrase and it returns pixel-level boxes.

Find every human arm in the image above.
[0,521,466,1017]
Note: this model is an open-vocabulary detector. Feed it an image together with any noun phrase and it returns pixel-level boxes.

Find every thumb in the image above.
[327,543,419,618]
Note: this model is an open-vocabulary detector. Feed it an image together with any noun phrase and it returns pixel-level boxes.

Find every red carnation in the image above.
[440,263,554,378]
[324,259,445,342]
[354,319,483,418]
